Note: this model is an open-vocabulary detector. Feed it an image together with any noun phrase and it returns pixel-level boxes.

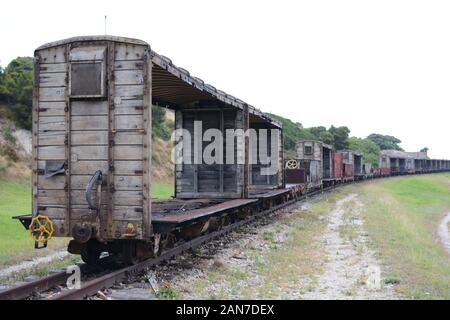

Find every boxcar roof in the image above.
[381,149,429,160]
[36,35,281,129]
[296,140,333,150]
[36,35,149,50]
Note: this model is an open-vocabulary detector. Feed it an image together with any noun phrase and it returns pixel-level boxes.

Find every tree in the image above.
[348,137,381,167]
[152,105,173,140]
[0,57,34,129]
[317,131,334,145]
[367,133,403,151]
[329,125,350,150]
[265,113,315,154]
[420,147,429,153]
[309,126,327,138]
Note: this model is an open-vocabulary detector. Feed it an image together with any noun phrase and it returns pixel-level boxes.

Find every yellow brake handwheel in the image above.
[29,215,54,243]
[287,159,298,169]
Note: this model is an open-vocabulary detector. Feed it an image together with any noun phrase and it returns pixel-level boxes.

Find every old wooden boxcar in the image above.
[33,36,153,246]
[23,36,287,264]
[334,150,355,181]
[380,150,429,175]
[293,140,333,189]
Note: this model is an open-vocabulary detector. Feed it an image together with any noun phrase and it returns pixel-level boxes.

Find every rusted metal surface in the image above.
[152,199,258,224]
[285,167,306,184]
[333,152,343,179]
[0,271,67,300]
[248,189,288,199]
[344,164,354,178]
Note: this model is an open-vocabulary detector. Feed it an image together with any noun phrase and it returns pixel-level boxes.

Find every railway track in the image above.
[0,185,333,300]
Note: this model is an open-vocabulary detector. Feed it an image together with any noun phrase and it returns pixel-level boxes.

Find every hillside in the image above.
[0,106,31,182]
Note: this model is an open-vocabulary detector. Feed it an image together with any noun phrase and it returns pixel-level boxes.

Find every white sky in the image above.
[1,0,449,158]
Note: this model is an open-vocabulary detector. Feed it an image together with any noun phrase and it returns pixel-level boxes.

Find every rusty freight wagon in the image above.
[334,150,356,182]
[13,36,298,265]
[285,140,334,189]
[380,150,429,175]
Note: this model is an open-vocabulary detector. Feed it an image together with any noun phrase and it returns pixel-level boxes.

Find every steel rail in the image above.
[0,263,90,300]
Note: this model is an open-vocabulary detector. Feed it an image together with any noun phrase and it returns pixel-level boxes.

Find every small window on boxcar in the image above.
[304,146,313,155]
[70,62,104,97]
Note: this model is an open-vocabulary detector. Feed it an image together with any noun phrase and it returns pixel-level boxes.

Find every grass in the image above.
[155,285,179,300]
[0,178,174,267]
[151,181,174,199]
[0,178,69,266]
[0,178,32,259]
[353,173,450,299]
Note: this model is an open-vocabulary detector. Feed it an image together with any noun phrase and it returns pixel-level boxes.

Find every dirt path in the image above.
[437,211,450,255]
[302,193,399,299]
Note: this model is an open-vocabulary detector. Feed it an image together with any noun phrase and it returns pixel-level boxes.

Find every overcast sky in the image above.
[1,0,449,158]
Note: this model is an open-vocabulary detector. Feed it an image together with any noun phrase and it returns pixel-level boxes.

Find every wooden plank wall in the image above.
[35,45,68,235]
[175,108,244,198]
[249,124,282,190]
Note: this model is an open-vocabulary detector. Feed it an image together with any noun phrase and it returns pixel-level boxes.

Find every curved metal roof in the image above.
[36,35,149,50]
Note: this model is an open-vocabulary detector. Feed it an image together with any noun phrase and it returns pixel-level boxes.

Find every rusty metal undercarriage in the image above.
[16,184,306,266]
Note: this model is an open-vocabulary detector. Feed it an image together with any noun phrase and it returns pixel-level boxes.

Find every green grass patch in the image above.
[355,173,450,299]
[156,285,179,299]
[0,178,34,263]
[151,181,174,199]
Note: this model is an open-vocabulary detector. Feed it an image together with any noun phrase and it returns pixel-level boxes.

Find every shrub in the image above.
[0,144,19,162]
[3,127,16,144]
[155,285,179,299]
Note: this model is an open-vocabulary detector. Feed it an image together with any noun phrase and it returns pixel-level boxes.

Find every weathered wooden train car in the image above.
[334,150,356,181]
[290,140,334,189]
[380,150,429,175]
[29,37,154,261]
[16,36,291,264]
[353,152,364,179]
[379,153,391,176]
